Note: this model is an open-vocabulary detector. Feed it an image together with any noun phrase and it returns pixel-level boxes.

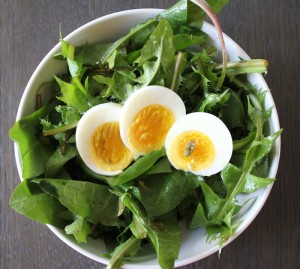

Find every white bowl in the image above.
[14,8,281,268]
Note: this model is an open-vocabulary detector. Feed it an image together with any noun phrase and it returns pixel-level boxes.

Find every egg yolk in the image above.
[128,104,175,154]
[169,131,215,171]
[91,122,133,172]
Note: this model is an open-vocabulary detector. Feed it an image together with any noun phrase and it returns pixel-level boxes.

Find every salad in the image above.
[9,0,281,268]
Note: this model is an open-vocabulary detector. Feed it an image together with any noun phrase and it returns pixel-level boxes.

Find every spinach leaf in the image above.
[9,179,67,228]
[33,178,121,226]
[9,106,53,179]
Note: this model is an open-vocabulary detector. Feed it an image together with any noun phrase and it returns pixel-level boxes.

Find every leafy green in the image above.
[148,211,181,269]
[9,179,67,228]
[110,70,136,101]
[223,163,275,194]
[121,194,181,269]
[33,178,121,226]
[113,148,166,186]
[9,106,53,179]
[188,202,207,229]
[207,0,229,13]
[219,89,245,129]
[137,170,200,217]
[65,216,91,243]
[158,0,203,31]
[55,76,89,112]
[136,19,175,87]
[75,43,113,66]
[145,157,173,175]
[45,145,78,177]
[105,236,141,269]
[198,89,230,112]
[101,19,157,63]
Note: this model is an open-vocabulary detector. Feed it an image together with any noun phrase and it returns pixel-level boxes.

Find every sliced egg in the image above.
[76,103,134,176]
[165,112,233,176]
[119,85,186,155]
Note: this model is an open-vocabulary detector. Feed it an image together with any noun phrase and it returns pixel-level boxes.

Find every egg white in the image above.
[76,102,127,176]
[165,112,233,176]
[119,85,186,155]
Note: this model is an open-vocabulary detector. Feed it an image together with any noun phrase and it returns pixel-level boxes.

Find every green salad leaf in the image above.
[32,178,121,226]
[136,19,175,87]
[65,216,91,243]
[136,170,200,217]
[121,193,181,269]
[9,106,53,179]
[9,179,67,228]
[113,148,166,186]
[45,145,78,178]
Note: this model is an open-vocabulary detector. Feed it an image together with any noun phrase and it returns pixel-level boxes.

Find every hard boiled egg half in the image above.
[165,112,233,176]
[119,86,186,156]
[76,103,134,176]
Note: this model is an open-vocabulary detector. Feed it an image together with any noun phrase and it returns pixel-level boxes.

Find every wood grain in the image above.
[1,0,299,268]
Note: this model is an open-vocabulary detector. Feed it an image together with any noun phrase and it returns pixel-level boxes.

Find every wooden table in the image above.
[1,0,299,268]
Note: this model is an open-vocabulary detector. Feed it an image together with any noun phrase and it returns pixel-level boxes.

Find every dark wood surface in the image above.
[1,0,299,268]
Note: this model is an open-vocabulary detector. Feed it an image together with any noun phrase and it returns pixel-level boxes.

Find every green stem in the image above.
[170,52,184,91]
[215,76,265,221]
[192,0,227,89]
[196,57,206,76]
[214,59,268,74]
[43,121,79,136]
[107,236,140,269]
[73,76,86,96]
[67,44,76,60]
[66,43,87,96]
[233,132,256,151]
[215,146,257,221]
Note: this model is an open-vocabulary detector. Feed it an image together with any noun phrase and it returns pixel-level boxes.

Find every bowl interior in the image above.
[15,9,281,269]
